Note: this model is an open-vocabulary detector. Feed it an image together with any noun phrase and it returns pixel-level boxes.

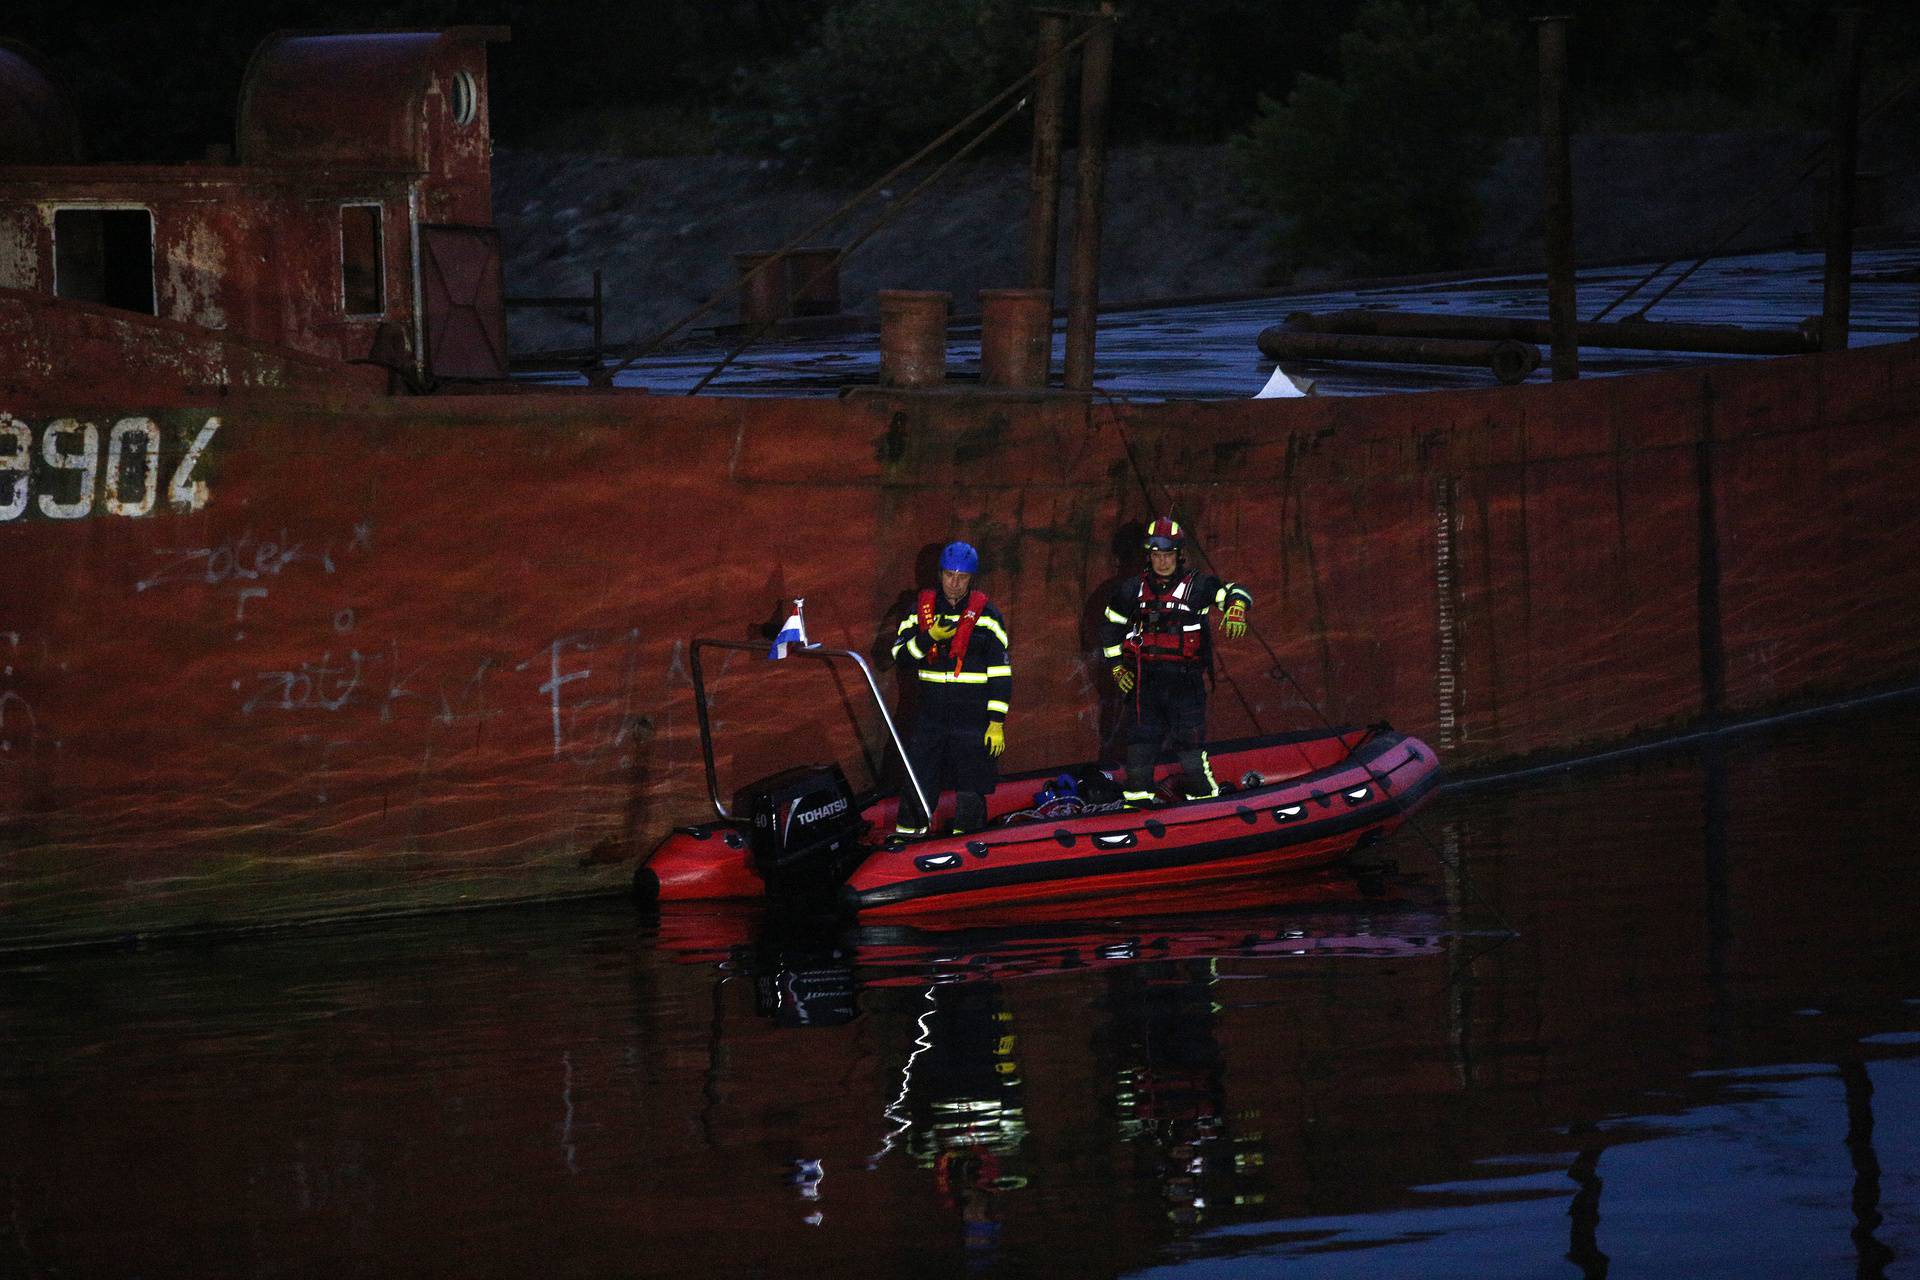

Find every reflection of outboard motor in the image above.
[747,951,860,1027]
[737,764,867,894]
[734,903,861,1026]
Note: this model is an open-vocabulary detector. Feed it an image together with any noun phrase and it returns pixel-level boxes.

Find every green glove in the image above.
[1221,601,1247,639]
[1111,663,1135,694]
[984,721,1005,757]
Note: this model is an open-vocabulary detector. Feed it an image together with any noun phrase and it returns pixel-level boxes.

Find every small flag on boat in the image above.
[768,598,811,659]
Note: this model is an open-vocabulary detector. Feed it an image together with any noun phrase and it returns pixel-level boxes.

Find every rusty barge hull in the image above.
[3,330,1917,946]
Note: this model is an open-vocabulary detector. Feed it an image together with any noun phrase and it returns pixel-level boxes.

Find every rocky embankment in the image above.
[492,127,1918,357]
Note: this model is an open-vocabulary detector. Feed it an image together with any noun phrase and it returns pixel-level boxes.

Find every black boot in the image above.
[1123,743,1159,807]
[1177,748,1219,799]
[954,791,987,834]
[895,789,931,836]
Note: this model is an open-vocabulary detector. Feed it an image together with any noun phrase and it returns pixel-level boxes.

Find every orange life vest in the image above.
[917,588,987,673]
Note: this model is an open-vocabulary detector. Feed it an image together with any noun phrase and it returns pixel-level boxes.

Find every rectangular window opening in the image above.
[340,204,385,316]
[53,208,156,315]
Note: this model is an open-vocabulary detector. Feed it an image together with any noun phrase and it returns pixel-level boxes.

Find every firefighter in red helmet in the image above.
[890,541,1012,835]
[1099,517,1251,805]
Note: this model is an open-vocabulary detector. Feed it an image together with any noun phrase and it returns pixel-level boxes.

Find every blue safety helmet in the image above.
[940,541,980,574]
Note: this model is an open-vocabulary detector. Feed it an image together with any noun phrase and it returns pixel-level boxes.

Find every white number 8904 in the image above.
[0,414,219,521]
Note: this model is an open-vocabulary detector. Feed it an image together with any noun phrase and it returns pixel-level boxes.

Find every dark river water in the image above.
[4,696,1918,1278]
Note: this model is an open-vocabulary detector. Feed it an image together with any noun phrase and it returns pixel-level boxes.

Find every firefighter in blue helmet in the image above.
[890,541,1011,835]
[1100,517,1251,805]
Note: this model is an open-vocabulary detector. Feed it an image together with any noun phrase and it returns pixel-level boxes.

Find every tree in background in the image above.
[490,0,837,151]
[715,0,1033,166]
[1231,0,1523,279]
[715,0,1368,169]
[10,0,1911,166]
[1,0,835,161]
[1084,0,1365,144]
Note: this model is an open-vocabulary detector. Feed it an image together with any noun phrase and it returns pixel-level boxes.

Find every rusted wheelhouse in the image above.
[0,29,509,393]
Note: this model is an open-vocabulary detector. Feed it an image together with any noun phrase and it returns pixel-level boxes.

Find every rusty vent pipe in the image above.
[979,288,1053,388]
[878,290,949,387]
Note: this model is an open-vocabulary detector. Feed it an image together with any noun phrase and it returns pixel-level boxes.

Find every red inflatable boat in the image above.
[639,641,1440,918]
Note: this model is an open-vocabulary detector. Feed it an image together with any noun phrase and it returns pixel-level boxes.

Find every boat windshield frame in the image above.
[688,639,930,824]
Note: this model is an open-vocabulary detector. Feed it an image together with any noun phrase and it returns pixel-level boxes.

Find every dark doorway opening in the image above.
[341,204,385,315]
[53,208,155,315]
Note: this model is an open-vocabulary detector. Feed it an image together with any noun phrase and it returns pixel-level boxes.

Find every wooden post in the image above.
[1063,9,1115,394]
[1025,10,1070,301]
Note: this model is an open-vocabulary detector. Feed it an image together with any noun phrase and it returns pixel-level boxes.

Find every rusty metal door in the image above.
[420,223,507,380]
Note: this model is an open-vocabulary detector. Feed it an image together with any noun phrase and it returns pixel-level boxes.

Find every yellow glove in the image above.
[984,721,1005,757]
[928,618,958,642]
[1221,601,1247,639]
[1111,663,1135,694]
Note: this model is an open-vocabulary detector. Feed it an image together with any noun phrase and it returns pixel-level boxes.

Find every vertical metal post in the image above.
[1026,11,1069,300]
[591,269,604,364]
[1536,16,1579,381]
[1695,387,1725,727]
[1821,8,1866,352]
[1063,9,1115,394]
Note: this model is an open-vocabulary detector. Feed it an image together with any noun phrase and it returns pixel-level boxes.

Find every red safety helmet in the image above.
[1142,516,1184,553]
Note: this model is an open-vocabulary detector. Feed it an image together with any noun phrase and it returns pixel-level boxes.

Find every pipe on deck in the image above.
[1283,309,1821,356]
[1257,327,1541,385]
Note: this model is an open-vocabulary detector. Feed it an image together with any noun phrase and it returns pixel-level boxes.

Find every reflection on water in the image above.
[3,698,1919,1277]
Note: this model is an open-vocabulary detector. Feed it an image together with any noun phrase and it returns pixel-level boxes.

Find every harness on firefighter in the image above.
[1122,571,1207,664]
[918,588,988,673]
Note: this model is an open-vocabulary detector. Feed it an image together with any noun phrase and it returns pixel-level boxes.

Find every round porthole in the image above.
[448,70,479,127]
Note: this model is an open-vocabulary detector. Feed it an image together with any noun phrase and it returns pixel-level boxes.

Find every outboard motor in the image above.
[736,763,867,895]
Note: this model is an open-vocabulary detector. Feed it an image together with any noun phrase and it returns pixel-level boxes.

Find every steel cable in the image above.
[587,23,1096,387]
[687,88,1035,394]
[1590,67,1920,323]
